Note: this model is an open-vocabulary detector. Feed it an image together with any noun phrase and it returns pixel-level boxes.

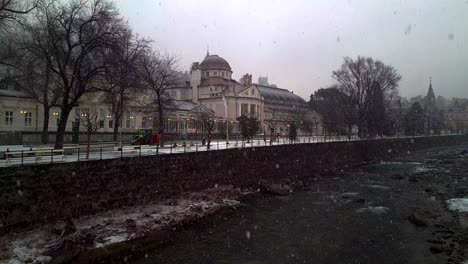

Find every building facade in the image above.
[0,52,321,143]
[187,52,320,135]
[445,105,468,133]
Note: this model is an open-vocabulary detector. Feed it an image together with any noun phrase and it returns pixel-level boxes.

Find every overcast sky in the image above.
[114,0,468,100]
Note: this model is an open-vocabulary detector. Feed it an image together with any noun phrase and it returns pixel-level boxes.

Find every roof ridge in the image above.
[255,84,289,91]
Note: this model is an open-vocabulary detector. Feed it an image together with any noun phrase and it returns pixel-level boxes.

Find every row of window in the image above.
[204,70,231,79]
[240,104,259,116]
[4,111,32,127]
[3,109,152,130]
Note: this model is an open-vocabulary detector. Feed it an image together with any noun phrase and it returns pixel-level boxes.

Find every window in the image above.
[51,112,60,126]
[74,108,80,122]
[205,71,209,77]
[108,120,113,128]
[252,89,255,95]
[126,112,131,128]
[142,116,149,128]
[5,111,13,126]
[241,104,248,115]
[250,104,256,116]
[24,112,32,127]
[99,109,105,128]
[221,72,225,77]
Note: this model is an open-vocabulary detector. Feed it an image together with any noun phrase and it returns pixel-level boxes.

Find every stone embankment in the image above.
[0,135,467,263]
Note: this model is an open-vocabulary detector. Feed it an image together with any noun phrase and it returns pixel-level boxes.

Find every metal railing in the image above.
[0,133,464,167]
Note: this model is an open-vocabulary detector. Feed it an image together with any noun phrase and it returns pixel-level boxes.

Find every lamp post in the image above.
[223,96,229,142]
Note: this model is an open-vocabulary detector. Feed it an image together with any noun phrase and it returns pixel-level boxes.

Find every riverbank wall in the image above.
[1,135,467,230]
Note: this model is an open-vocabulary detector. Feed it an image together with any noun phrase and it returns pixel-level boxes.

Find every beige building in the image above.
[0,52,320,143]
[172,52,321,135]
[445,105,468,133]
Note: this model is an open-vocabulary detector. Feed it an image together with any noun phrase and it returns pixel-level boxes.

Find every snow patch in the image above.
[339,192,359,197]
[379,161,422,165]
[357,206,390,215]
[365,185,390,190]
[446,198,468,212]
[413,166,432,173]
[95,235,127,248]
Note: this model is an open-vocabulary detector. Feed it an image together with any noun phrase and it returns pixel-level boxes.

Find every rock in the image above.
[408,213,428,227]
[355,198,366,204]
[63,217,76,235]
[125,218,136,228]
[268,184,291,196]
[429,245,444,254]
[190,205,203,212]
[391,174,405,180]
[409,177,419,183]
[162,198,178,206]
[293,181,305,191]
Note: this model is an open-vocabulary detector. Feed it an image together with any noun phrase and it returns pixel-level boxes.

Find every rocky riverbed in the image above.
[133,145,468,264]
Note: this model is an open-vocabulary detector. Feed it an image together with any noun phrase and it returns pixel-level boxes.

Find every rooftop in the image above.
[256,84,306,105]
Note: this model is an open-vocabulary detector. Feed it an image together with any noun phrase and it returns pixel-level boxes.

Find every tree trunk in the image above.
[157,108,164,147]
[41,106,50,144]
[113,113,120,142]
[54,108,71,149]
[86,132,91,159]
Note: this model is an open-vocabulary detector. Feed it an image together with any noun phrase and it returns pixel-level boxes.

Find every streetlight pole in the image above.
[223,96,229,142]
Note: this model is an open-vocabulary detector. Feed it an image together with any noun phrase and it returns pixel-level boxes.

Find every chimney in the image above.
[242,73,252,86]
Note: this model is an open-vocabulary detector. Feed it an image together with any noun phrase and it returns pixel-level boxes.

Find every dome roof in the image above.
[200,54,232,71]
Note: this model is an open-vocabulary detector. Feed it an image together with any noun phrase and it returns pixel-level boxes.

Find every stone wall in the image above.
[1,135,467,231]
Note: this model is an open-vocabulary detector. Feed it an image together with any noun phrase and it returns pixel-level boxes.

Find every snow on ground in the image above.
[356,206,390,215]
[446,198,468,213]
[0,186,250,263]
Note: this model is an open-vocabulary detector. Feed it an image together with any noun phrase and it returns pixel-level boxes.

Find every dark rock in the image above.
[391,174,405,180]
[355,198,366,204]
[408,213,427,227]
[429,245,444,254]
[125,218,136,228]
[409,177,419,183]
[293,181,305,190]
[190,205,203,212]
[63,217,76,235]
[268,184,291,196]
[162,198,179,206]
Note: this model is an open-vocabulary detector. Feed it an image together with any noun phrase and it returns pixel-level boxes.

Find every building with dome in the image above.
[0,52,321,143]
[167,51,321,136]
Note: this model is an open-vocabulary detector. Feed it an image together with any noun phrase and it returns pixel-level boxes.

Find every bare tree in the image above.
[197,112,215,148]
[0,0,38,66]
[13,17,62,143]
[0,0,37,31]
[332,56,401,138]
[140,51,180,147]
[101,23,151,141]
[16,54,62,143]
[264,119,280,145]
[79,109,100,159]
[27,0,123,149]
